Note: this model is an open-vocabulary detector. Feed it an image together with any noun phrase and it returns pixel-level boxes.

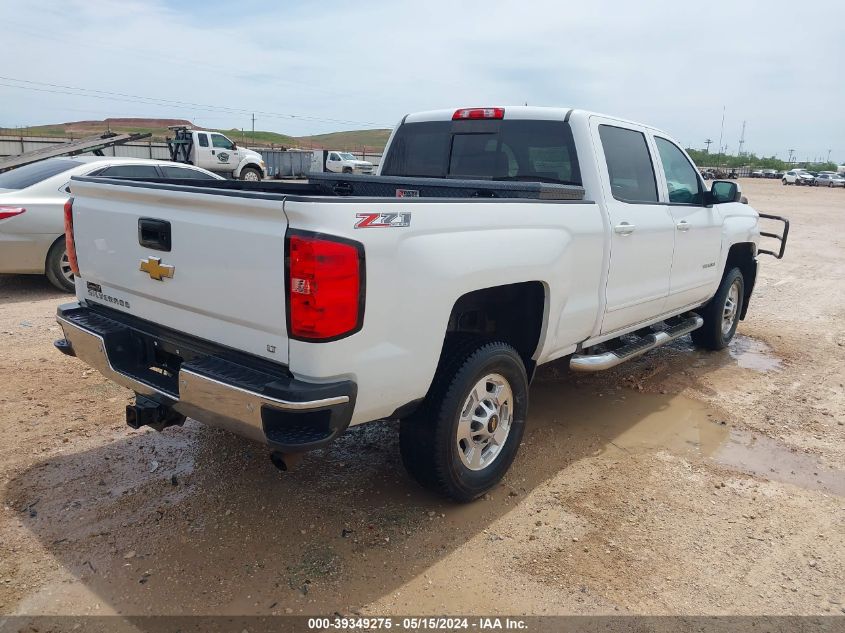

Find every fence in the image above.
[699,166,753,178]
[0,135,313,178]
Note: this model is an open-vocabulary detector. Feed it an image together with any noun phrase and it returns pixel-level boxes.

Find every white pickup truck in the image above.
[311,150,375,175]
[55,106,789,501]
[166,127,266,181]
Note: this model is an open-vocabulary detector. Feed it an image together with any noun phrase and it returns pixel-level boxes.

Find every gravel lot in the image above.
[0,179,843,616]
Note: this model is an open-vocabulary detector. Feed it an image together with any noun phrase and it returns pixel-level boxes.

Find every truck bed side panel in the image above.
[282,197,605,426]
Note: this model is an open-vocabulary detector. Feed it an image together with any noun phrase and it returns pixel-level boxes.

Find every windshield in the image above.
[339,152,357,160]
[0,158,83,190]
[381,119,581,185]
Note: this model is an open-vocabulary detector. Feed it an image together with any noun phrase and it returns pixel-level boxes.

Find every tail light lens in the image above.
[453,107,505,120]
[0,206,26,221]
[287,232,364,341]
[63,198,80,276]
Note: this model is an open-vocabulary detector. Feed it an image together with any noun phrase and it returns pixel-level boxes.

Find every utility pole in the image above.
[827,149,832,163]
[737,120,746,156]
[717,106,725,159]
[787,149,795,164]
[251,113,255,142]
[704,138,712,154]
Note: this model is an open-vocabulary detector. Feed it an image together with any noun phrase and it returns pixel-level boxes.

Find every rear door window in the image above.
[96,165,161,178]
[382,119,580,185]
[598,125,658,203]
[0,158,82,190]
[197,133,209,148]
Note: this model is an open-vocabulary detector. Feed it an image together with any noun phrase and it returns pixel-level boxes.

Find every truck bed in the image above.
[91,173,586,201]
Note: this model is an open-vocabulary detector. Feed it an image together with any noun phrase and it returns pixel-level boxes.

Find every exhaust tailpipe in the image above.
[270,451,304,472]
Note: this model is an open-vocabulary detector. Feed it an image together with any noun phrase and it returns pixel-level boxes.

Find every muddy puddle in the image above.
[528,378,843,497]
[728,335,783,372]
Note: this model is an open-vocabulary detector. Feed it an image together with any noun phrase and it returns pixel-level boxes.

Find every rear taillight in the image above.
[0,206,26,221]
[287,232,364,341]
[63,198,80,276]
[452,107,505,120]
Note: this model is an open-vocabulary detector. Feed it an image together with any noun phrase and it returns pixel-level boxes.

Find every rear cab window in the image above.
[0,158,83,190]
[381,118,581,186]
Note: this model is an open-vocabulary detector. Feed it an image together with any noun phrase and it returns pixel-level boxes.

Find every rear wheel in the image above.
[400,341,528,502]
[691,267,744,351]
[45,238,75,293]
[782,179,787,185]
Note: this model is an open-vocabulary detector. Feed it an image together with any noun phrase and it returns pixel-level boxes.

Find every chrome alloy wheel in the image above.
[60,250,74,285]
[722,279,740,336]
[456,373,513,471]
[242,170,260,181]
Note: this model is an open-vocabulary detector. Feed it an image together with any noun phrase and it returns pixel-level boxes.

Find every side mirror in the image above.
[709,180,742,204]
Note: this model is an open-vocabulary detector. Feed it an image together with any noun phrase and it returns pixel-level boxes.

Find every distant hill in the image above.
[0,118,392,153]
[298,129,392,153]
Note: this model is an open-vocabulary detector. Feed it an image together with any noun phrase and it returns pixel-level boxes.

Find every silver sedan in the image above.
[0,157,222,292]
[814,173,845,188]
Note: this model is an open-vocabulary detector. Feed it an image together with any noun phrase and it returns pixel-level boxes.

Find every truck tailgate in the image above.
[69,178,290,364]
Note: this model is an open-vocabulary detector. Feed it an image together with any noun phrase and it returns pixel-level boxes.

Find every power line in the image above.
[0,75,390,128]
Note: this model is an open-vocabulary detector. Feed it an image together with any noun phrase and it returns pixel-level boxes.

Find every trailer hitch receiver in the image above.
[126,394,186,432]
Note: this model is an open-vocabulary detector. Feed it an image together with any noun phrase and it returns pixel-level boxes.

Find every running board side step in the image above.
[570,315,704,372]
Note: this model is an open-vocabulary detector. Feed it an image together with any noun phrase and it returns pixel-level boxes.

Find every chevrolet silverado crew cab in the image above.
[55,106,789,501]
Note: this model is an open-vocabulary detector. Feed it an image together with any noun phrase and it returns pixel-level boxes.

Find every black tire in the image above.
[45,238,75,293]
[782,179,788,185]
[400,341,529,502]
[239,167,262,181]
[342,167,353,174]
[691,267,744,351]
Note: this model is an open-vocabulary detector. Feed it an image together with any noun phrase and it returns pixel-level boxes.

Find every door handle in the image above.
[613,222,636,235]
[211,150,216,155]
[676,220,691,232]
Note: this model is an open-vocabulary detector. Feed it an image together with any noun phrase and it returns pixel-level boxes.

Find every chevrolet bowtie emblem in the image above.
[139,256,175,281]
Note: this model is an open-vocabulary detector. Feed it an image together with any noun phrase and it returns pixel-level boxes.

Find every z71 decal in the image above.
[354,212,411,229]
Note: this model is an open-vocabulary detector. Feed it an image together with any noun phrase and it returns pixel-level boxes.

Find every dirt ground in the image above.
[0,179,843,617]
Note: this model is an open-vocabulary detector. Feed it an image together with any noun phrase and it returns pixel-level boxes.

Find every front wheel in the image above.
[400,341,528,502]
[782,179,788,185]
[691,267,744,351]
[239,167,262,181]
[45,238,75,293]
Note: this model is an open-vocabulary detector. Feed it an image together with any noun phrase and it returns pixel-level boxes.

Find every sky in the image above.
[1,0,842,162]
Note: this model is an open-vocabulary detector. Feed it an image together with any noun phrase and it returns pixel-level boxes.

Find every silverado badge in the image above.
[140,257,175,281]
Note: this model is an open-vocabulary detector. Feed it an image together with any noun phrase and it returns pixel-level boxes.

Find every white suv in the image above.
[782,169,815,186]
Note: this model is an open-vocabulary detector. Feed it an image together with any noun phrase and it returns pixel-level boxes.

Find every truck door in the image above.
[652,135,723,311]
[591,119,676,334]
[193,132,217,170]
[208,133,240,173]
[326,152,342,173]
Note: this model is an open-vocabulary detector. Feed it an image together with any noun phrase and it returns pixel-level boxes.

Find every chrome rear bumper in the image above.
[56,303,355,450]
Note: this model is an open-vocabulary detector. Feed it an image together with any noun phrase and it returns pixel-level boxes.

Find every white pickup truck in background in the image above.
[166,126,266,181]
[311,150,375,175]
[55,106,788,501]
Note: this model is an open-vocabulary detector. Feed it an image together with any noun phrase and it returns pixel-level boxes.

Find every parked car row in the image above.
[0,157,222,292]
[782,169,845,187]
[750,169,783,179]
